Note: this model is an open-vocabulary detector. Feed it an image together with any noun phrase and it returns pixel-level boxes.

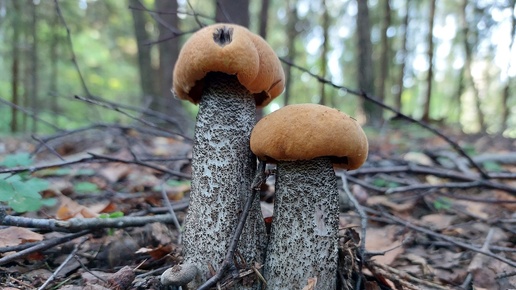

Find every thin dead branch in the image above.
[0,211,181,232]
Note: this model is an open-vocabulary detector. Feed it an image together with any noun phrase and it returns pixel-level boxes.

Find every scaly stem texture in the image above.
[264,158,339,290]
[183,73,266,289]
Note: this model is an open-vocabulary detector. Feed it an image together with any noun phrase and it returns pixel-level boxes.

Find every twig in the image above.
[461,228,495,289]
[74,95,189,139]
[385,181,485,194]
[31,134,65,161]
[54,0,91,97]
[197,161,268,290]
[338,172,367,290]
[349,165,516,194]
[33,123,190,156]
[0,152,190,179]
[371,262,450,290]
[0,230,90,266]
[186,0,205,28]
[88,152,190,179]
[282,57,490,179]
[128,4,212,20]
[0,97,61,131]
[37,236,87,290]
[1,211,182,232]
[160,175,183,244]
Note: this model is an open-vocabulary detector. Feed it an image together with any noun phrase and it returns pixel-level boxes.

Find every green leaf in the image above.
[0,153,33,167]
[74,181,100,194]
[433,197,452,211]
[482,161,502,172]
[0,180,14,202]
[41,198,58,207]
[0,173,50,213]
[9,196,43,213]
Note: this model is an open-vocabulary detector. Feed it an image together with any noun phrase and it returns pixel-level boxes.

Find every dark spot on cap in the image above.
[213,26,233,47]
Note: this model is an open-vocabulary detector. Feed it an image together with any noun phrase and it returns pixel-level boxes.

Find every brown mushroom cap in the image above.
[173,23,285,107]
[250,104,368,170]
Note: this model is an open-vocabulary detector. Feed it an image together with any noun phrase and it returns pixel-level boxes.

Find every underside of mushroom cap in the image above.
[250,103,369,170]
[173,23,285,107]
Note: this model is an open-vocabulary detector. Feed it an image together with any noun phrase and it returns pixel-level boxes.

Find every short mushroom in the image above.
[161,23,284,289]
[250,103,368,289]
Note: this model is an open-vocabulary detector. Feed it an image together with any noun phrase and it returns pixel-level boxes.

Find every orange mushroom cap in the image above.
[173,23,285,107]
[250,104,369,170]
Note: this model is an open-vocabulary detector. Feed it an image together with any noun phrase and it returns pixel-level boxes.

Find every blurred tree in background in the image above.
[0,0,515,137]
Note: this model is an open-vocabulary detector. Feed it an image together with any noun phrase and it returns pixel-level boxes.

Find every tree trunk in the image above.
[319,0,330,106]
[394,0,409,112]
[49,5,60,125]
[216,0,249,27]
[378,0,391,107]
[283,0,298,107]
[182,74,266,289]
[422,0,436,122]
[10,0,20,133]
[460,0,486,132]
[155,0,193,133]
[356,0,382,127]
[256,0,270,120]
[129,0,157,99]
[30,0,38,133]
[501,0,516,132]
[258,0,270,39]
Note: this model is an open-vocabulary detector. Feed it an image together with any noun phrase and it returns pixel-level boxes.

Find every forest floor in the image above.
[0,120,515,290]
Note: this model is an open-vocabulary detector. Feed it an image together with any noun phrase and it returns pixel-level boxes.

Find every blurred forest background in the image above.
[0,0,515,138]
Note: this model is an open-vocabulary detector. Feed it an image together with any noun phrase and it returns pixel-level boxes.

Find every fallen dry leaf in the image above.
[420,214,456,230]
[493,190,516,211]
[0,227,43,248]
[365,225,405,265]
[367,195,415,212]
[56,194,111,220]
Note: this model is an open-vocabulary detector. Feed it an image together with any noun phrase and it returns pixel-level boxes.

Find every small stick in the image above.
[160,175,183,243]
[339,172,367,290]
[38,237,87,290]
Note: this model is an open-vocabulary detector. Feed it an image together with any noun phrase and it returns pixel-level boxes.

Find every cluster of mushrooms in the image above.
[161,24,368,290]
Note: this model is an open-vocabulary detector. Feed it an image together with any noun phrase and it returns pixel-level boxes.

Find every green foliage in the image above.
[37,167,96,177]
[99,211,124,219]
[0,152,33,167]
[73,181,100,194]
[433,197,452,211]
[371,177,399,188]
[481,161,502,172]
[0,153,56,213]
[99,211,125,235]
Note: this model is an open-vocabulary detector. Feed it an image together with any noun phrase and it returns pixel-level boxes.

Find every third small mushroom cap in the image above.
[172,23,285,107]
[250,103,368,169]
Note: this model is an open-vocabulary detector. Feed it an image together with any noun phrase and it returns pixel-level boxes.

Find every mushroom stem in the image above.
[264,157,339,290]
[182,72,266,288]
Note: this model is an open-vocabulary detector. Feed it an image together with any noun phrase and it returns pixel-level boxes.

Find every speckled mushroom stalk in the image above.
[161,24,285,289]
[250,104,368,290]
[268,158,340,289]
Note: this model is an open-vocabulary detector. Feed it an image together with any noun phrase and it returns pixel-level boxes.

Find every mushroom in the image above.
[161,24,284,288]
[250,103,368,289]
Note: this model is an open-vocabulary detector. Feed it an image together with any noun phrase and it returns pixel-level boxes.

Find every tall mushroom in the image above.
[250,104,368,289]
[161,24,284,289]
